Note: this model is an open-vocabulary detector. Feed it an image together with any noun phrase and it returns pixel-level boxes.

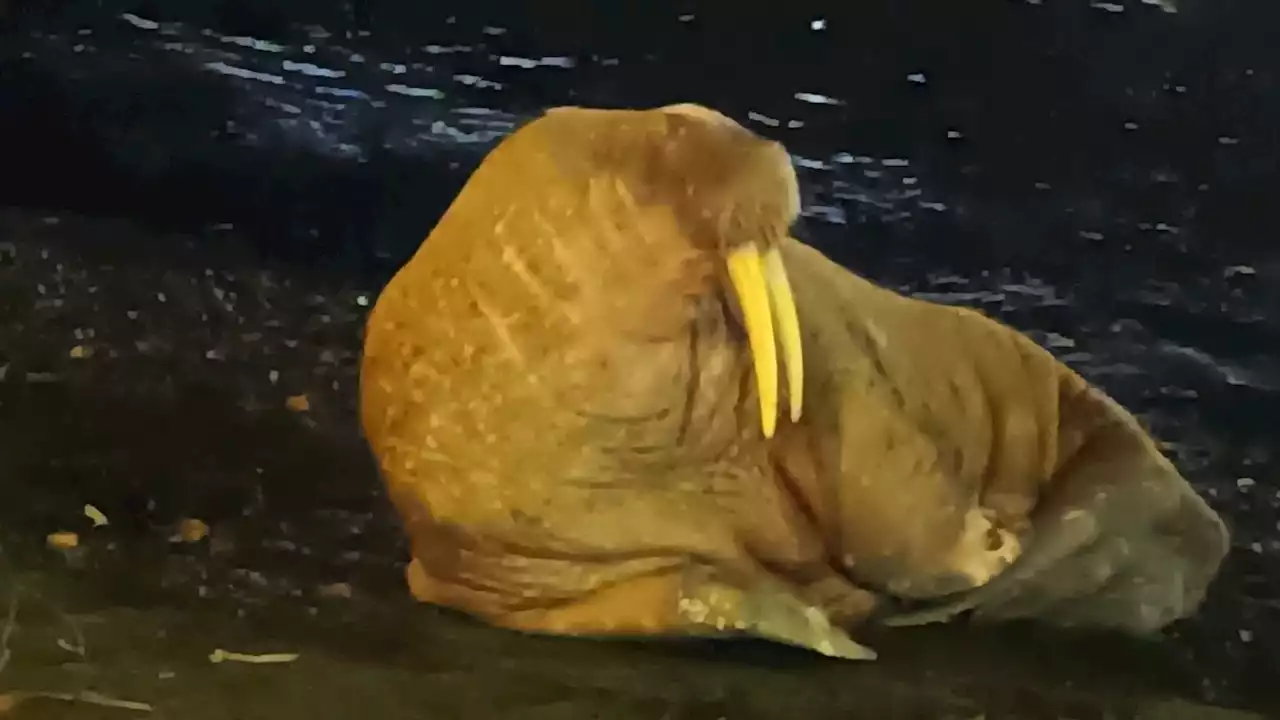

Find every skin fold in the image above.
[773,239,1230,634]
[359,103,1230,661]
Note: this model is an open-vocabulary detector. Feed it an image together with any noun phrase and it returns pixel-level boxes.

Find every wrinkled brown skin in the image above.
[774,240,1230,634]
[359,103,1229,659]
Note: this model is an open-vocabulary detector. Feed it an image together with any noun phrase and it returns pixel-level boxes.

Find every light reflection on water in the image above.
[15,9,1274,397]
[18,9,1277,402]
[36,11,956,236]
[118,11,526,160]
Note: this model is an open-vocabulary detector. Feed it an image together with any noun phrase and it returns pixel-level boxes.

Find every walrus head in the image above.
[539,103,807,438]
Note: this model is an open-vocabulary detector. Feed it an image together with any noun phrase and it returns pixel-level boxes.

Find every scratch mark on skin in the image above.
[537,213,593,295]
[493,206,565,319]
[608,176,656,252]
[500,244,556,311]
[587,177,629,254]
[469,282,526,370]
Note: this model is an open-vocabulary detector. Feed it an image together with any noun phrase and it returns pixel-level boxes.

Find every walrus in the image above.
[771,238,1230,634]
[358,103,1229,660]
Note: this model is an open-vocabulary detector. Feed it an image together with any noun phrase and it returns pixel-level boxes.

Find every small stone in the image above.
[285,394,311,412]
[47,531,80,550]
[318,582,353,599]
[83,504,109,527]
[68,345,92,359]
[1236,477,1256,490]
[171,518,210,543]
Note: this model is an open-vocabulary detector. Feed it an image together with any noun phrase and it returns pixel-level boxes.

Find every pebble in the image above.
[46,531,80,550]
[171,518,211,543]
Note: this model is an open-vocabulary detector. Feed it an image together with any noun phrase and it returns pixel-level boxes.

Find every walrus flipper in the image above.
[676,565,878,659]
[882,388,1229,633]
[407,552,876,660]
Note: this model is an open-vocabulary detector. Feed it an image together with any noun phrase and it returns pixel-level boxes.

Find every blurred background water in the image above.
[0,0,1278,717]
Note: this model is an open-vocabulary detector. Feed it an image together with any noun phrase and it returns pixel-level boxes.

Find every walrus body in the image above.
[359,103,1228,659]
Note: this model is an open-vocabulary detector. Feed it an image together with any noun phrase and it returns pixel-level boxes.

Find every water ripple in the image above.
[14,12,952,228]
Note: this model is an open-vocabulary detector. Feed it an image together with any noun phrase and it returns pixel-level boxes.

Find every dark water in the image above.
[1,0,1279,717]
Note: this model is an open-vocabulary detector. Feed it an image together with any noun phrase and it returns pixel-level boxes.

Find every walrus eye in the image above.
[725,241,804,438]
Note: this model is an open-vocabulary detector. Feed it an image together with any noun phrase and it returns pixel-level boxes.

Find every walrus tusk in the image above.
[766,244,804,424]
[727,242,804,438]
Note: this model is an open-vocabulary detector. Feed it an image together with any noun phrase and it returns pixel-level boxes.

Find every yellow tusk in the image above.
[765,246,803,423]
[727,244,779,438]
